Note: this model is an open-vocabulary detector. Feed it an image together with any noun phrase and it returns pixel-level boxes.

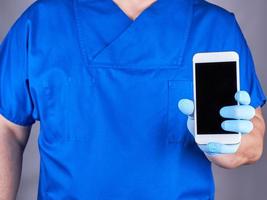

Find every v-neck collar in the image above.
[74,0,194,68]
[111,0,159,22]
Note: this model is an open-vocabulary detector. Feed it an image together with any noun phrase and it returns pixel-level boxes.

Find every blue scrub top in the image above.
[0,0,266,199]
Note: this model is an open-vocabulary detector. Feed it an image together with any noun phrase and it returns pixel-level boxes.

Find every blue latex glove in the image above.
[178,91,255,155]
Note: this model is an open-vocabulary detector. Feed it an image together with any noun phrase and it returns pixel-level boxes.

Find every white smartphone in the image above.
[193,51,241,145]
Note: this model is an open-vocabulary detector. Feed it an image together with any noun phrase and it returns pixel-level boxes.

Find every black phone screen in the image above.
[195,62,237,134]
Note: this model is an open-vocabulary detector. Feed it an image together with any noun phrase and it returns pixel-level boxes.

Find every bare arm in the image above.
[210,107,266,169]
[0,114,31,200]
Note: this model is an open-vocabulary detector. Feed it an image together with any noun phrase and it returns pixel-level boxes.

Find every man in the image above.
[0,0,265,199]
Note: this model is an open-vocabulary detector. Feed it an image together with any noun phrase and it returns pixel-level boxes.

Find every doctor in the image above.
[0,0,266,199]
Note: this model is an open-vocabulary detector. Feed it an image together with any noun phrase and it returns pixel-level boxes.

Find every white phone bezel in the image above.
[193,51,241,145]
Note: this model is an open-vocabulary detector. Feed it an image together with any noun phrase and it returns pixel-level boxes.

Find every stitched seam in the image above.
[81,64,182,69]
[175,0,194,65]
[72,0,90,69]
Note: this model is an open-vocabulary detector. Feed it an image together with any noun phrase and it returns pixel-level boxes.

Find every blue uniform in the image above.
[0,0,265,199]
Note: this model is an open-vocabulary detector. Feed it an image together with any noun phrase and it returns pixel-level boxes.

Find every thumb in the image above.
[235,90,251,105]
[178,99,194,117]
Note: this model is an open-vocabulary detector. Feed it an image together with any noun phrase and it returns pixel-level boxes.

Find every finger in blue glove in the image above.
[221,120,253,133]
[220,90,255,134]
[235,90,251,105]
[178,99,194,116]
[199,142,240,154]
[220,105,255,120]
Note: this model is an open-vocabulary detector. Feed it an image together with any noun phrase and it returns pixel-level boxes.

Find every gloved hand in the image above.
[178,91,255,155]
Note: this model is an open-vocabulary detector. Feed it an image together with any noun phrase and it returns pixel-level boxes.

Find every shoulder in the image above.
[27,0,72,11]
[17,0,73,22]
[192,0,236,27]
[188,0,245,52]
[9,0,75,35]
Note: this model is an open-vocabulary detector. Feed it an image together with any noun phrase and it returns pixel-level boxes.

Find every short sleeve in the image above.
[0,13,35,126]
[224,14,266,108]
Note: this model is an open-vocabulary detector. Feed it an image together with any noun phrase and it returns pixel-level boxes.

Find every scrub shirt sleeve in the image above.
[0,13,35,126]
[226,14,266,108]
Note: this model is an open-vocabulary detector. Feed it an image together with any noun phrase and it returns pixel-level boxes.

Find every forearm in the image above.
[0,129,24,200]
[235,113,265,165]
[210,109,265,169]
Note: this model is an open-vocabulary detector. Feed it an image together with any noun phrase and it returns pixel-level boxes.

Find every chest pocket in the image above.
[167,80,194,145]
[33,69,71,142]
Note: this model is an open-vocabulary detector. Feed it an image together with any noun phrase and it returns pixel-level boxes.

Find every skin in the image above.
[112,0,157,20]
[0,115,31,200]
[1,1,158,199]
[208,108,265,169]
[113,0,266,169]
[0,0,265,198]
[0,108,264,199]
